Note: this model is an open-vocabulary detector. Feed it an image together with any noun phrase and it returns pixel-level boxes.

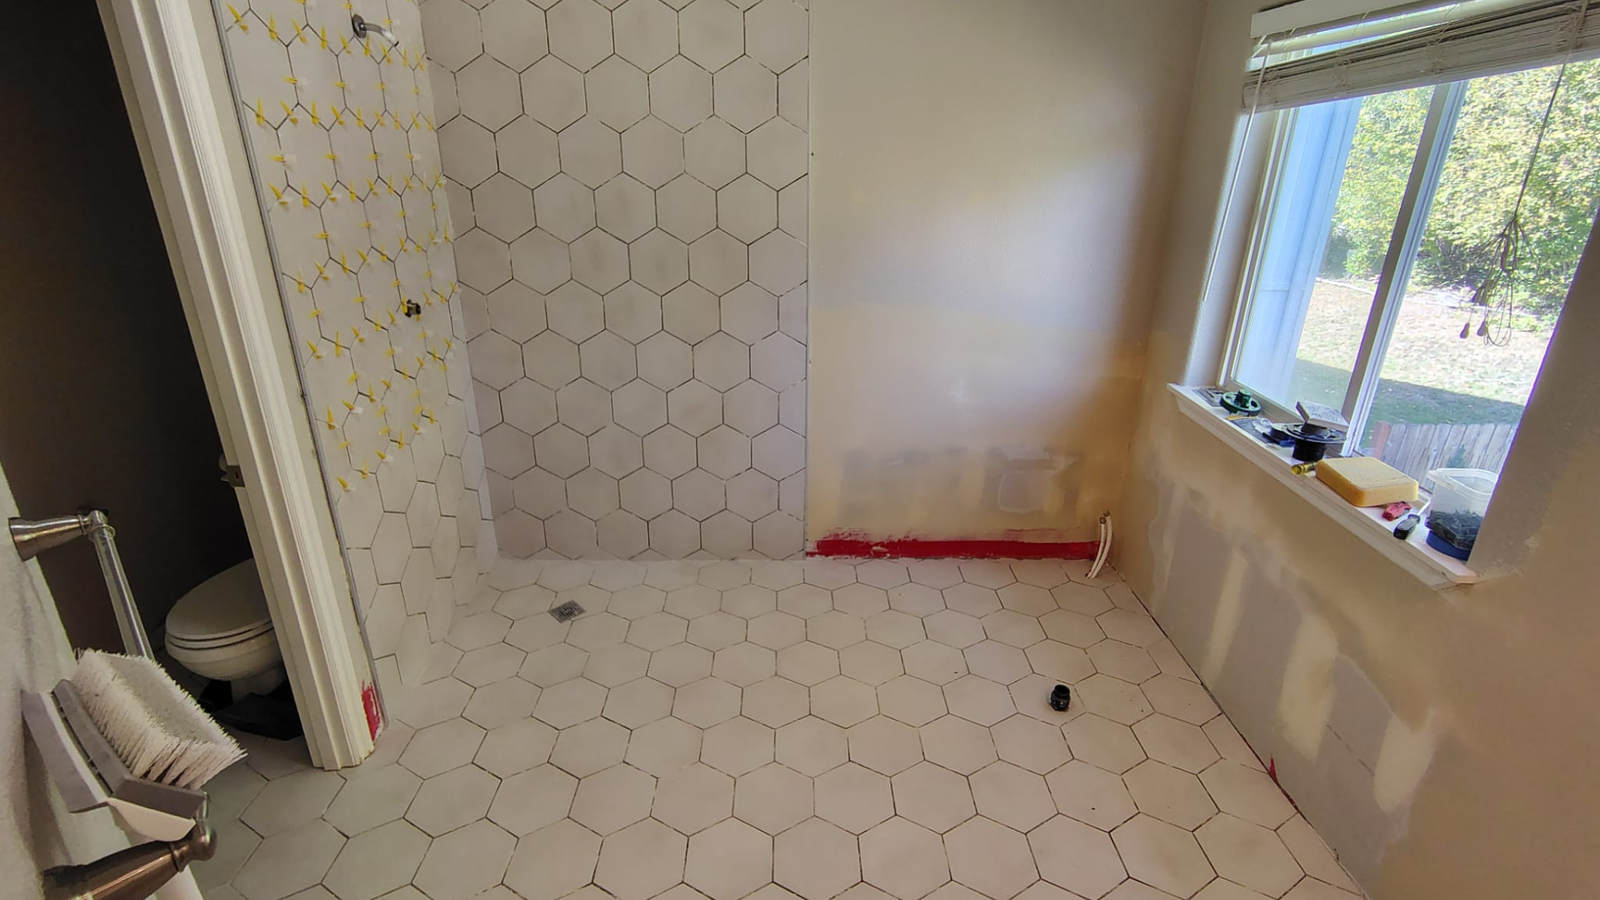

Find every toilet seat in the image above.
[166,619,274,650]
[166,559,273,647]
[165,559,284,689]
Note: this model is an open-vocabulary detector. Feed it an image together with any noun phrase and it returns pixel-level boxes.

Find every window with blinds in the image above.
[1219,0,1600,497]
[1246,0,1600,111]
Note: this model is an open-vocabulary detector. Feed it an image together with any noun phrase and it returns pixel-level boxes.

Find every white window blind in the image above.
[1245,0,1600,110]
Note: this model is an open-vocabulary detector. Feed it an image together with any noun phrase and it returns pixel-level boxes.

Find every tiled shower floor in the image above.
[197,559,1365,900]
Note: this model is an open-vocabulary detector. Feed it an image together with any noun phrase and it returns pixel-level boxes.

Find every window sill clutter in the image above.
[1169,384,1478,589]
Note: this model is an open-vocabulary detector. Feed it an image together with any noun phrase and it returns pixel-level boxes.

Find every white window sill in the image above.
[1169,384,1478,590]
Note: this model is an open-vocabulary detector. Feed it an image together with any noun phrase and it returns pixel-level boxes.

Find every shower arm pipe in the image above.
[350,14,400,47]
[9,511,154,658]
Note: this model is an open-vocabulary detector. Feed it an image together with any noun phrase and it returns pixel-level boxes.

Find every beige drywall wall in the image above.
[1120,2,1600,895]
[807,0,1204,546]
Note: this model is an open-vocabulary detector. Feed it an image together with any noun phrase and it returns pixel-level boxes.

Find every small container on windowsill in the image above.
[1425,467,1498,559]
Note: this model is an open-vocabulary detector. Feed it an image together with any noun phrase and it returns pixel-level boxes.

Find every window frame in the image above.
[1219,78,1475,457]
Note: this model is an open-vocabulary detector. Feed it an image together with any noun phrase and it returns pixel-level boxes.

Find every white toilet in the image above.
[164,559,285,699]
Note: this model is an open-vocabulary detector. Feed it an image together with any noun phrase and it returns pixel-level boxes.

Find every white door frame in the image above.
[95,0,375,769]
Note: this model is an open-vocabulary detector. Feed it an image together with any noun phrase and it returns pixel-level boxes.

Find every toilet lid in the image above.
[166,559,273,643]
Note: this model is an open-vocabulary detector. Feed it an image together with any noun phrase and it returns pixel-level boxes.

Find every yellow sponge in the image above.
[1316,457,1418,507]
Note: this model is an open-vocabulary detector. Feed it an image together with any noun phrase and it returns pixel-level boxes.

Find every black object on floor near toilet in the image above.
[201,679,304,741]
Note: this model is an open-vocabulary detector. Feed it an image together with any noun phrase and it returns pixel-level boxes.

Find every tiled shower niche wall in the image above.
[423,0,809,559]
[217,0,496,684]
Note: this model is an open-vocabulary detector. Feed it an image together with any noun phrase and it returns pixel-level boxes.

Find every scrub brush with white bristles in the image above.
[70,650,245,791]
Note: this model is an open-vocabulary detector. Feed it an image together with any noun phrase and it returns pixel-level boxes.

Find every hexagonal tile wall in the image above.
[200,560,1365,900]
[425,0,810,558]
[215,0,493,687]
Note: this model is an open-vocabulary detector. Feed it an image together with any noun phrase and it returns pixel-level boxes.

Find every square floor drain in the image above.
[548,600,585,623]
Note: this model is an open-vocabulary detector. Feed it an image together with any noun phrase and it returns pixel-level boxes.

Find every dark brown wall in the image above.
[0,1,253,650]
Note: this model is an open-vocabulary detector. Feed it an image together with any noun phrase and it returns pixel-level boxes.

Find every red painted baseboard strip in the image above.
[362,681,382,740]
[811,532,1100,560]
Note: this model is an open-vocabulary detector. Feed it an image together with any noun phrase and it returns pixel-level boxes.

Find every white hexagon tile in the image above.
[197,559,1367,900]
[424,0,809,559]
[215,0,496,683]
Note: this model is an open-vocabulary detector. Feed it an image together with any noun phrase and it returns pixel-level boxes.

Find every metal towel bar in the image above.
[9,510,154,658]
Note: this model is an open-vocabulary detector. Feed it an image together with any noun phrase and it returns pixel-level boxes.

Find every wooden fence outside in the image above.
[1367,421,1519,487]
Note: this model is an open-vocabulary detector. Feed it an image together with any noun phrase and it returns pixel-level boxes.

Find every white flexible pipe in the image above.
[1088,512,1113,580]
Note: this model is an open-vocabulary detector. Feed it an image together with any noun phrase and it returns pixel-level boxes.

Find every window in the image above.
[1225,57,1600,490]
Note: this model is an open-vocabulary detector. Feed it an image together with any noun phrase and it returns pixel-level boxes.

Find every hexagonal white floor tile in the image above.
[703,715,777,776]
[969,761,1056,832]
[552,718,631,777]
[595,818,688,900]
[488,764,578,836]
[321,819,429,900]
[891,760,976,834]
[847,716,923,776]
[407,764,500,836]
[653,762,734,834]
[1028,816,1126,899]
[859,817,950,900]
[775,716,849,777]
[503,818,600,900]
[627,716,705,776]
[776,818,862,900]
[231,819,344,900]
[414,819,517,900]
[1046,760,1137,830]
[735,762,813,834]
[1124,759,1218,830]
[944,816,1039,900]
[814,762,894,834]
[571,763,658,834]
[1196,814,1305,897]
[685,818,773,900]
[919,716,997,775]
[1112,815,1216,898]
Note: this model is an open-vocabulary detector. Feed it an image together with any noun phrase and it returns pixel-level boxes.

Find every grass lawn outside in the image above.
[1285,279,1552,439]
